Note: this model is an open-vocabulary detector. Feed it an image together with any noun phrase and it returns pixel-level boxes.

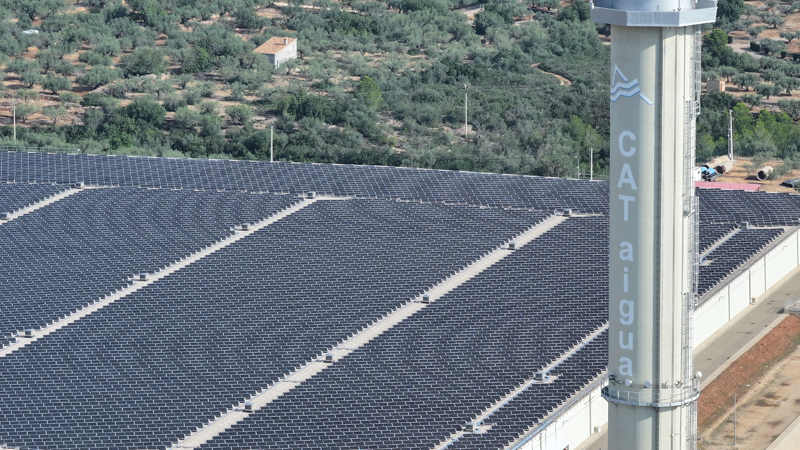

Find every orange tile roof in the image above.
[253,37,296,55]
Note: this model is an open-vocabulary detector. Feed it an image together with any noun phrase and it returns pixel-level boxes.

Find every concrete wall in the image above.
[694,228,800,346]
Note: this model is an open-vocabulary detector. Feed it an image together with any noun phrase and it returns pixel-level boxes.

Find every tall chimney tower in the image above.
[591,1,716,449]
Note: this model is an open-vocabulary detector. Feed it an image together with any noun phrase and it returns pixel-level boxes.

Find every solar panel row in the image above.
[8,153,800,224]
[0,188,301,347]
[199,217,608,450]
[698,228,785,297]
[698,223,738,255]
[0,151,611,214]
[0,199,547,450]
[0,182,70,214]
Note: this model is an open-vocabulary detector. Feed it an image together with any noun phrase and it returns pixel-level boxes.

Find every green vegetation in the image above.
[0,0,611,177]
[3,0,800,179]
[699,1,800,166]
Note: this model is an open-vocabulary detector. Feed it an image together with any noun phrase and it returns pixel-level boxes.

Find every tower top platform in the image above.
[590,0,717,27]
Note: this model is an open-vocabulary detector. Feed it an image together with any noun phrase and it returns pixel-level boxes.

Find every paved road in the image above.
[575,266,800,450]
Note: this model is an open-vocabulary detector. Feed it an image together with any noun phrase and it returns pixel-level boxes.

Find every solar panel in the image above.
[698,227,785,297]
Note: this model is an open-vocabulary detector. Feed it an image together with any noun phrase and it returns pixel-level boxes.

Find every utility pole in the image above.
[463,84,469,139]
[728,109,734,161]
[589,147,593,181]
[10,95,16,142]
[575,155,580,179]
[270,125,274,163]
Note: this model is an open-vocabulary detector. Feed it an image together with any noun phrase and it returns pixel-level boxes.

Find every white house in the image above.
[254,37,297,69]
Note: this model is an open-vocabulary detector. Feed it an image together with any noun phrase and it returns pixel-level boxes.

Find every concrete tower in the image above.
[591,1,716,449]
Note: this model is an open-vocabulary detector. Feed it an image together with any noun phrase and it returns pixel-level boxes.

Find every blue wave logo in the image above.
[611,65,653,105]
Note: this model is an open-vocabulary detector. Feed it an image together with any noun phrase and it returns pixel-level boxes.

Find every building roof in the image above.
[696,181,760,191]
[253,36,296,55]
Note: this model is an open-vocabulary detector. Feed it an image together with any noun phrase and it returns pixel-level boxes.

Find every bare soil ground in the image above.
[698,314,800,449]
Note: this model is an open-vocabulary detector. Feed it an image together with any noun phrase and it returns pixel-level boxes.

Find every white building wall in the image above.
[728,272,751,318]
[519,227,800,450]
[765,232,798,287]
[693,290,728,345]
[274,44,298,68]
[694,228,800,347]
[513,382,607,450]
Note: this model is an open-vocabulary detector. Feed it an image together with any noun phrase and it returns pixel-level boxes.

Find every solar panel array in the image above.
[2,151,800,450]
[199,217,608,450]
[0,182,70,214]
[0,187,301,347]
[0,199,546,450]
[698,188,800,226]
[698,227,785,296]
[0,151,610,214]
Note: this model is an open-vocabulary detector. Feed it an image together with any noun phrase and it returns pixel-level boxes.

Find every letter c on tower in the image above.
[619,131,636,157]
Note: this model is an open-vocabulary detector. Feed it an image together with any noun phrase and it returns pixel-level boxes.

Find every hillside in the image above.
[4,0,800,178]
[0,0,610,177]
[698,0,800,166]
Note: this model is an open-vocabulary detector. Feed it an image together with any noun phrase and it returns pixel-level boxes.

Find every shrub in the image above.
[182,88,201,105]
[76,67,120,89]
[197,82,215,98]
[173,74,194,89]
[120,47,167,77]
[15,104,40,123]
[82,93,118,109]
[42,105,68,125]
[233,8,265,29]
[225,104,253,125]
[78,52,113,66]
[59,91,81,105]
[198,101,218,115]
[125,95,166,127]
[163,93,187,112]
[180,47,213,74]
[106,81,131,99]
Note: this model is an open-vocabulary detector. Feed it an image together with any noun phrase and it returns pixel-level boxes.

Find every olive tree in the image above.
[42,72,72,94]
[42,105,68,125]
